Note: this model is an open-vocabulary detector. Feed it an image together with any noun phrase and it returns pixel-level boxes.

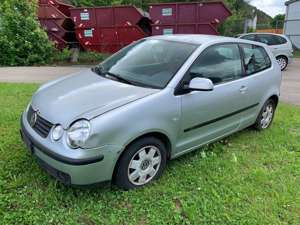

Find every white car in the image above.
[237,33,294,71]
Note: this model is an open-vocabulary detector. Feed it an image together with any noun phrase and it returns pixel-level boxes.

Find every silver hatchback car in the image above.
[237,33,294,71]
[21,35,282,189]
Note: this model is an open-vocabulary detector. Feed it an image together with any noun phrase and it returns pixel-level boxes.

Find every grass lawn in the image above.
[294,50,300,58]
[0,83,300,225]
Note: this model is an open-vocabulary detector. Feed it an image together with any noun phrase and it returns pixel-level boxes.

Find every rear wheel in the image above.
[253,99,276,130]
[276,56,288,71]
[114,137,167,190]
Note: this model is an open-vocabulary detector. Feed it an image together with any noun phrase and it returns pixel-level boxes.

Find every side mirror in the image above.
[185,77,214,92]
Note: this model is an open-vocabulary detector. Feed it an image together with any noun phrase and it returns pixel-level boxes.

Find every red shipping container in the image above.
[152,23,218,36]
[70,6,150,29]
[70,5,151,53]
[149,1,231,35]
[39,0,74,16]
[38,4,67,20]
[75,26,146,53]
[38,0,78,49]
[149,2,231,25]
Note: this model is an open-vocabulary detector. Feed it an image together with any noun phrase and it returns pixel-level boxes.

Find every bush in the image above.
[48,49,108,65]
[0,0,54,66]
[77,51,109,64]
[51,48,73,63]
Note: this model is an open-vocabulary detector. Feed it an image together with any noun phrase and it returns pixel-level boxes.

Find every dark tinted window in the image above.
[188,44,243,85]
[241,44,271,75]
[256,34,286,46]
[241,34,256,41]
[273,35,287,44]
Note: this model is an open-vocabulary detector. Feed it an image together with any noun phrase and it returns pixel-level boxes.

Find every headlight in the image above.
[51,125,64,141]
[67,120,91,148]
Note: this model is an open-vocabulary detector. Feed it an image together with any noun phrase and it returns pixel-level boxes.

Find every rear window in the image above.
[240,44,271,75]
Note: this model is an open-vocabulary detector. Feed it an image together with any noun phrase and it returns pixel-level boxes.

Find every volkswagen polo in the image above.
[20,35,282,189]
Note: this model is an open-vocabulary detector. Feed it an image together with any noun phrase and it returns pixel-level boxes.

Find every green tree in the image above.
[0,0,54,66]
[271,14,285,29]
[218,0,248,36]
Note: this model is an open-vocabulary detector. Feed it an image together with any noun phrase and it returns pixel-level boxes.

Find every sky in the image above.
[248,0,286,17]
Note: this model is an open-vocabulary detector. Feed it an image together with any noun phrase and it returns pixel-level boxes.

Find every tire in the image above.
[114,137,167,190]
[276,56,288,71]
[253,99,276,131]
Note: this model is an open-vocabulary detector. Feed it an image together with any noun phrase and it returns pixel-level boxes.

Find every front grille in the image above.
[27,106,53,138]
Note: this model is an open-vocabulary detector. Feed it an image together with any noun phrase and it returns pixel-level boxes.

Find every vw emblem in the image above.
[30,112,38,127]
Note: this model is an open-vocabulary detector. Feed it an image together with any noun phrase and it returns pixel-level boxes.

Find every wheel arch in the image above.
[111,131,172,182]
[275,54,288,62]
[269,94,279,108]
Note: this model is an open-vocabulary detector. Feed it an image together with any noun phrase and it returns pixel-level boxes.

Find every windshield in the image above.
[93,39,197,89]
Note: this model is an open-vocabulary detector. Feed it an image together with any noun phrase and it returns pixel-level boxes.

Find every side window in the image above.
[256,34,278,46]
[188,44,243,85]
[273,35,287,45]
[240,44,271,75]
[241,34,256,41]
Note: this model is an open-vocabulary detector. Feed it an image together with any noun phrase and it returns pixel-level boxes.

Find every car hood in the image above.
[31,69,159,128]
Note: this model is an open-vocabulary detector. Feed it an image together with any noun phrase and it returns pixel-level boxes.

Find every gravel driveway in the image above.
[0,60,299,106]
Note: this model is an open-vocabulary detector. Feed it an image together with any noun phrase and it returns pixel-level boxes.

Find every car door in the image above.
[238,43,273,127]
[175,43,252,154]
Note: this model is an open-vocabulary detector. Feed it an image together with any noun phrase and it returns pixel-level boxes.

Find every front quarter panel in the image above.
[85,88,181,159]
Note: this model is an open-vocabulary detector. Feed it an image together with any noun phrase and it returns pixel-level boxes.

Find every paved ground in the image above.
[280,59,300,106]
[0,60,299,106]
[0,66,89,83]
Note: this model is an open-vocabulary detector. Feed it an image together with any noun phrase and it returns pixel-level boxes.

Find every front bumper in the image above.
[20,113,122,185]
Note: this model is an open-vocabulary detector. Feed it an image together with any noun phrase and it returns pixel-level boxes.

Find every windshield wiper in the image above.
[92,67,135,85]
[105,72,135,85]
[93,68,160,89]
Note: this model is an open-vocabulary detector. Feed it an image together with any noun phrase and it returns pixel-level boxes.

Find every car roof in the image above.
[239,33,286,37]
[147,34,239,45]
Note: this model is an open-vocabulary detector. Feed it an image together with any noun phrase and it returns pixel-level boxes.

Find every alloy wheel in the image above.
[127,145,161,186]
[277,57,287,70]
[260,103,274,129]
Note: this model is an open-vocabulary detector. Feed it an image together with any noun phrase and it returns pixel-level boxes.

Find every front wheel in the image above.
[114,137,167,190]
[276,56,288,71]
[253,99,276,130]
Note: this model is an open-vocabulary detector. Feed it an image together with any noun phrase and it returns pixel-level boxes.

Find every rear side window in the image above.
[256,34,286,46]
[273,35,288,45]
[241,34,256,41]
[240,44,271,75]
[188,44,243,85]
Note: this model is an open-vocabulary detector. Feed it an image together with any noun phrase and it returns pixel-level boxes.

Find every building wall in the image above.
[285,0,300,49]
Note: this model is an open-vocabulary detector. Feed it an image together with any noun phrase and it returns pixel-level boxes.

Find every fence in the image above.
[256,29,283,34]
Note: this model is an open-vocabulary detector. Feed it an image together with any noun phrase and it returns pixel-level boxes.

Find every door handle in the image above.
[239,86,248,93]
